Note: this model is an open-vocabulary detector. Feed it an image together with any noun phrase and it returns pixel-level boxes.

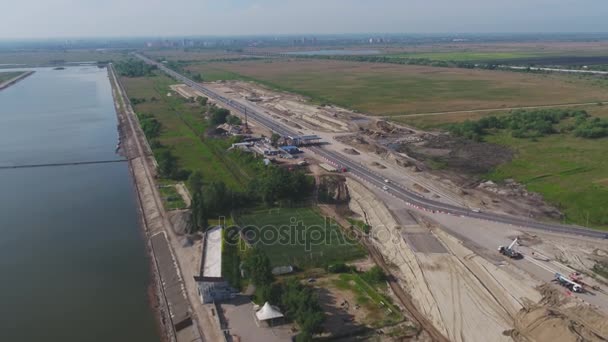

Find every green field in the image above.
[121,72,260,189]
[395,105,608,229]
[385,51,546,62]
[0,71,23,83]
[238,207,365,268]
[186,59,608,116]
[486,132,608,228]
[332,273,403,327]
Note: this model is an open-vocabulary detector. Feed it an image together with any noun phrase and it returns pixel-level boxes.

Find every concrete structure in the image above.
[287,134,321,146]
[194,226,232,304]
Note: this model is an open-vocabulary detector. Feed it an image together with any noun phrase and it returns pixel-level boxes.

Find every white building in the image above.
[194,226,232,303]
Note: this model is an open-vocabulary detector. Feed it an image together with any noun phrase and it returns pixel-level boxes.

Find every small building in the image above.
[287,135,322,146]
[194,226,233,304]
[280,145,300,154]
[255,302,285,327]
[319,163,338,172]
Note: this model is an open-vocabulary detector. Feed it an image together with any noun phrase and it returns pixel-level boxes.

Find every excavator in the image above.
[498,238,523,259]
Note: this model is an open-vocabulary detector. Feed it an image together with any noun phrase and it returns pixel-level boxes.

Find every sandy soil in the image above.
[345,178,552,342]
[206,81,358,133]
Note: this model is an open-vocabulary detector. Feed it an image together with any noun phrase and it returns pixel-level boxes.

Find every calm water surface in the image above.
[0,67,160,342]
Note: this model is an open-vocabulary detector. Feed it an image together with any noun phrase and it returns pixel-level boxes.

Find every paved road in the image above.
[135,53,607,240]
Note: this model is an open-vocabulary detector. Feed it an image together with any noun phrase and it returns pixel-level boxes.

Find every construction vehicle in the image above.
[554,273,583,293]
[498,238,523,259]
[569,272,601,292]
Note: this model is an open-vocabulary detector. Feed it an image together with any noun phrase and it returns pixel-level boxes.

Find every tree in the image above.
[193,73,203,82]
[203,181,231,217]
[362,266,386,284]
[188,171,204,193]
[198,96,208,106]
[156,150,178,178]
[227,115,242,125]
[190,188,207,232]
[243,247,273,286]
[270,133,281,147]
[210,108,231,125]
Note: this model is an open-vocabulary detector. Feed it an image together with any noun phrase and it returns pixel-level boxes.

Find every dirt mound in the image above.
[397,134,513,175]
[318,175,350,204]
[371,161,387,169]
[508,284,608,342]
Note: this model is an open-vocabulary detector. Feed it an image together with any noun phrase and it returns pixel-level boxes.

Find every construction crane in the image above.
[498,238,523,259]
[554,273,583,293]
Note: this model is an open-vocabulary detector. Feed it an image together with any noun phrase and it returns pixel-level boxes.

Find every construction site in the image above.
[114,50,608,342]
[188,79,608,341]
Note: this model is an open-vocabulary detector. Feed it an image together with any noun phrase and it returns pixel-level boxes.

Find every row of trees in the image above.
[295,54,500,70]
[115,59,157,77]
[448,109,599,141]
[208,105,242,126]
[138,113,161,139]
[188,166,314,232]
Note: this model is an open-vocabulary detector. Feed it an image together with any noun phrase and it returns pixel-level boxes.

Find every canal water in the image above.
[0,67,160,342]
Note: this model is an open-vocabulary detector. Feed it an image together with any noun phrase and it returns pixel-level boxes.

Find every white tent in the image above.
[255,302,284,321]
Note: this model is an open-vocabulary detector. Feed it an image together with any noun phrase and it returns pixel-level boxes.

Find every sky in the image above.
[2,0,608,39]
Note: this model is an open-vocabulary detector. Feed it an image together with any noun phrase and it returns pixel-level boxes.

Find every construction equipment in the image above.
[554,273,583,293]
[498,238,523,259]
[569,272,601,292]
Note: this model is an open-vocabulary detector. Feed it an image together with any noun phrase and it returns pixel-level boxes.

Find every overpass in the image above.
[134,53,607,240]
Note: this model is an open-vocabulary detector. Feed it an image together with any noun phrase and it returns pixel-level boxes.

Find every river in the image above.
[0,67,160,342]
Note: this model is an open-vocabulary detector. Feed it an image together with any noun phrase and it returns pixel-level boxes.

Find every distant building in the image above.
[194,226,233,304]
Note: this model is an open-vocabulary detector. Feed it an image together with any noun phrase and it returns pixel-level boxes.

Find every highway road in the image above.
[134,53,608,240]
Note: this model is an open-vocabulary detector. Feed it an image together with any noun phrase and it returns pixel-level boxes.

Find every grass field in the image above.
[0,49,127,66]
[0,71,23,83]
[333,273,403,327]
[238,207,366,268]
[121,72,260,189]
[186,59,608,116]
[486,131,608,229]
[158,185,187,210]
[396,105,608,229]
[385,51,547,62]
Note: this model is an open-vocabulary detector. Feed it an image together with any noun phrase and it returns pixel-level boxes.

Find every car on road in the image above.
[384,179,390,183]
[382,186,389,191]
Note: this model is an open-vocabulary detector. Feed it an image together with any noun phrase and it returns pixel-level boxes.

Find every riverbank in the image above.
[108,64,216,342]
[0,71,34,90]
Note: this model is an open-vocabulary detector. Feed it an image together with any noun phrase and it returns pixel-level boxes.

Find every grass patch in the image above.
[158,185,186,210]
[347,218,371,234]
[486,132,608,229]
[121,72,261,189]
[333,273,402,327]
[0,71,24,83]
[237,207,366,268]
[186,59,608,116]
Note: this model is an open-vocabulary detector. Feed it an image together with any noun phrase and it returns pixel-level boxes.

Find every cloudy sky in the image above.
[2,0,608,38]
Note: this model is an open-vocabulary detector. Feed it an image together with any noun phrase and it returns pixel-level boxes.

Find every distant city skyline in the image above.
[3,0,608,39]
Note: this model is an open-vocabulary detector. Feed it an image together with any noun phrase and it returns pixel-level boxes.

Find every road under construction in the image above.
[134,52,607,241]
